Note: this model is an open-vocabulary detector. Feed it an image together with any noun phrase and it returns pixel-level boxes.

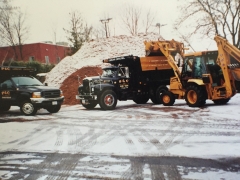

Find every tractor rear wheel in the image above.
[185,85,206,107]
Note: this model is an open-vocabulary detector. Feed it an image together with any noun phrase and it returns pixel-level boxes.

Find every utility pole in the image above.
[100,18,112,38]
[156,23,167,36]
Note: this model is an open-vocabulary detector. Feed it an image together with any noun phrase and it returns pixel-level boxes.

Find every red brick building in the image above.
[0,42,71,65]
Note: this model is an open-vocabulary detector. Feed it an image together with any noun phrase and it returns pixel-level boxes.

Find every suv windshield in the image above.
[12,77,43,86]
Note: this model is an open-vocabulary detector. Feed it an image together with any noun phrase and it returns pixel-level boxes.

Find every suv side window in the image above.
[0,79,13,89]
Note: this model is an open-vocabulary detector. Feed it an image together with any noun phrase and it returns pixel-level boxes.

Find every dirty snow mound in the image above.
[45,33,163,88]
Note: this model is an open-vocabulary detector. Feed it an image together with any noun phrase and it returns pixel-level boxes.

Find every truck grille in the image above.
[42,90,60,98]
[83,79,91,93]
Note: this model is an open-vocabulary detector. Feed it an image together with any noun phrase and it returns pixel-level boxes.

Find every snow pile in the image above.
[45,33,163,88]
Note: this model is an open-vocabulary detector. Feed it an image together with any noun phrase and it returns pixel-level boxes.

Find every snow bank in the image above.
[45,33,163,88]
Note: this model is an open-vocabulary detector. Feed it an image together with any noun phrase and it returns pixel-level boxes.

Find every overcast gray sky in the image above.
[12,0,216,52]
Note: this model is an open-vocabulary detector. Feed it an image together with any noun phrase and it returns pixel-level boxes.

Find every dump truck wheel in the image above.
[81,100,98,109]
[99,90,117,110]
[46,105,61,113]
[20,101,37,116]
[185,85,206,107]
[160,91,175,106]
[0,105,11,111]
[155,86,168,104]
[213,98,230,105]
[133,94,149,104]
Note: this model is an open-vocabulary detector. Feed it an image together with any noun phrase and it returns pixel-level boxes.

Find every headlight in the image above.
[32,92,41,98]
[60,90,64,97]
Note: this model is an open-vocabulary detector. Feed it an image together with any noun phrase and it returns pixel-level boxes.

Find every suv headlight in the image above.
[32,92,41,98]
[60,90,64,97]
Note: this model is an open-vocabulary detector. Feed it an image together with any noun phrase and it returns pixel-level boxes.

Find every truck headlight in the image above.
[60,90,64,97]
[32,92,41,98]
[91,87,94,92]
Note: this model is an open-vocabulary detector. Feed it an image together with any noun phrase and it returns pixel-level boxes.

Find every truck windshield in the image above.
[12,77,43,86]
[102,68,117,77]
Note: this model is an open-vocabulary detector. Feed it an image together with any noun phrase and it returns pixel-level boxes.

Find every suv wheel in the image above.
[20,101,37,116]
[46,105,61,113]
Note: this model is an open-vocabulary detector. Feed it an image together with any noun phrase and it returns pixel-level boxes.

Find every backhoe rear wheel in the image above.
[185,85,206,107]
[160,91,175,106]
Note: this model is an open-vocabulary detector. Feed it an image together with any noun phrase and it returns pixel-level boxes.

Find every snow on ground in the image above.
[1,94,240,159]
[45,33,163,88]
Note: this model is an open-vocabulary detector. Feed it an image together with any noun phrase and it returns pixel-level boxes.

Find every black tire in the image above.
[81,100,98,109]
[20,101,37,116]
[213,98,230,105]
[133,94,149,104]
[160,91,175,106]
[0,105,11,112]
[185,85,206,107]
[46,105,61,113]
[155,86,168,104]
[99,90,117,110]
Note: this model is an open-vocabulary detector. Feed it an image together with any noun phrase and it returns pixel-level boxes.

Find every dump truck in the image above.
[144,35,240,107]
[0,66,64,115]
[76,54,177,110]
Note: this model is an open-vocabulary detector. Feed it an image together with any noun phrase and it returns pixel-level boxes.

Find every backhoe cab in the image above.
[144,35,240,107]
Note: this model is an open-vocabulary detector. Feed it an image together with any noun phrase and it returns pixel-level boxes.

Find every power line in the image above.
[100,18,112,38]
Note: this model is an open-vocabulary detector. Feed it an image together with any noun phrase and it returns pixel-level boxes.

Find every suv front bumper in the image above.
[30,96,64,106]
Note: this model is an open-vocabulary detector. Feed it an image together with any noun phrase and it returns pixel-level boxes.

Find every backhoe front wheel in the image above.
[160,91,175,106]
[185,85,206,107]
[99,90,117,110]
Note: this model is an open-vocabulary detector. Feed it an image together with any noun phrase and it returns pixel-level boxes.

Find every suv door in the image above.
[0,79,17,105]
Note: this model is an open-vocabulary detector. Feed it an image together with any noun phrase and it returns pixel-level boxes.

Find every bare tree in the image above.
[142,9,156,34]
[64,11,93,55]
[175,0,240,48]
[0,1,29,60]
[13,10,29,60]
[120,4,142,35]
[120,4,157,35]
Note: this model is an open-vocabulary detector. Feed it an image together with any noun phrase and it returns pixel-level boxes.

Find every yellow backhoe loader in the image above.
[144,35,240,107]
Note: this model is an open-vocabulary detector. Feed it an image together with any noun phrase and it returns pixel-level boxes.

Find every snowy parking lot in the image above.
[0,95,240,179]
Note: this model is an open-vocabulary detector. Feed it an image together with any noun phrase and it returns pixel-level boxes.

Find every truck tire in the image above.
[133,94,149,104]
[20,101,37,116]
[185,85,206,107]
[99,90,117,110]
[212,98,230,105]
[160,91,175,106]
[155,86,168,104]
[0,105,11,112]
[81,100,98,109]
[46,105,61,113]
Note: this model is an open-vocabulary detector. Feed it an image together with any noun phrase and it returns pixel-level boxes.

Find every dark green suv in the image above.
[0,66,64,116]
